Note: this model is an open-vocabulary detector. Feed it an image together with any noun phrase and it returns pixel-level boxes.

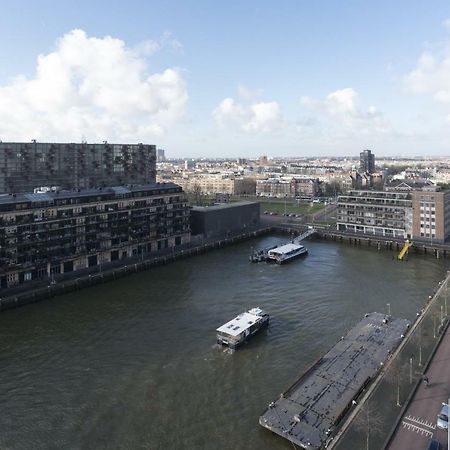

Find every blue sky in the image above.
[1,1,450,157]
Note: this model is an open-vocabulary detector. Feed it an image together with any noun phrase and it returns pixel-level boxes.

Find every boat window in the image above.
[248,321,253,324]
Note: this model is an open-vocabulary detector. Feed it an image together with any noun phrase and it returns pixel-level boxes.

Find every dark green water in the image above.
[0,236,448,450]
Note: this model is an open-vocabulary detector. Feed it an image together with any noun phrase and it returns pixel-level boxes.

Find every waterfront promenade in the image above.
[386,323,450,449]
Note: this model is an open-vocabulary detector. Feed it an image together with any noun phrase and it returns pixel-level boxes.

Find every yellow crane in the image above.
[398,240,412,260]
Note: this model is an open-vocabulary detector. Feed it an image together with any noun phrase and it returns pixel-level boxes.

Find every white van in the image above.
[437,403,448,430]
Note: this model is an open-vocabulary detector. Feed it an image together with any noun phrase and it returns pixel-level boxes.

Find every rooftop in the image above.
[216,310,264,337]
[0,183,182,207]
[268,243,303,255]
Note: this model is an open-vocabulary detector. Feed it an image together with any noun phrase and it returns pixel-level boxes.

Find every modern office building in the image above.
[411,189,450,243]
[359,149,375,174]
[0,142,157,193]
[337,190,413,238]
[0,183,190,288]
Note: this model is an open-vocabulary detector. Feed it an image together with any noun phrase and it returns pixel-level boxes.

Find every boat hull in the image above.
[267,248,308,264]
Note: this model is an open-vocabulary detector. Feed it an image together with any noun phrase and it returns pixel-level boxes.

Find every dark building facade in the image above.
[0,183,190,288]
[359,149,375,174]
[190,201,260,238]
[0,142,156,193]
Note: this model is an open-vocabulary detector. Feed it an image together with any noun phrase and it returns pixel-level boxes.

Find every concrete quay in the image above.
[0,226,271,312]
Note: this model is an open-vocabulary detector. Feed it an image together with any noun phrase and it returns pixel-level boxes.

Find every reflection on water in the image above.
[0,236,447,450]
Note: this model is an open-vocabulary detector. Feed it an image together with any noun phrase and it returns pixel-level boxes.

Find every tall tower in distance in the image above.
[359,149,375,174]
[157,148,166,162]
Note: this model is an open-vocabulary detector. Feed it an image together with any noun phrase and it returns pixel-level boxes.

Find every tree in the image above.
[386,357,409,407]
[353,401,384,450]
[192,183,203,206]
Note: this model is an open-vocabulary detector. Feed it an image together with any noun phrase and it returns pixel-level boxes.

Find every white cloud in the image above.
[444,18,450,30]
[0,29,187,142]
[300,88,390,134]
[404,48,450,104]
[213,91,283,133]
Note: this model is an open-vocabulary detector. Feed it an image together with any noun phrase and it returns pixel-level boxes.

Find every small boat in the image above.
[266,242,308,264]
[216,307,269,349]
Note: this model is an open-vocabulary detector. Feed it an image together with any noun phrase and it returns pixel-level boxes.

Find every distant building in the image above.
[256,178,291,197]
[360,149,375,174]
[0,142,156,194]
[157,148,166,162]
[256,177,319,198]
[190,201,260,238]
[259,155,268,166]
[0,183,190,288]
[165,175,256,195]
[385,180,434,192]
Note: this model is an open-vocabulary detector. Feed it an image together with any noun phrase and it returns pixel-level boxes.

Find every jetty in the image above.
[259,312,410,449]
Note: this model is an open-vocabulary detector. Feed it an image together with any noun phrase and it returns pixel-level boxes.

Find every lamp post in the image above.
[387,303,391,316]
[409,357,413,384]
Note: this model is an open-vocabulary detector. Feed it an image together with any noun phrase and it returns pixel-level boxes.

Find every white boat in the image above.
[266,242,308,264]
[216,307,269,349]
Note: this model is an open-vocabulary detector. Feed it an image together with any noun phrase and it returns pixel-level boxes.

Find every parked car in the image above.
[437,403,448,430]
[426,439,441,450]
[263,211,269,214]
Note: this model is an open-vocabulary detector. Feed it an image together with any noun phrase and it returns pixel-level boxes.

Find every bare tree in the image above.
[353,400,384,450]
[192,183,203,206]
[385,357,409,406]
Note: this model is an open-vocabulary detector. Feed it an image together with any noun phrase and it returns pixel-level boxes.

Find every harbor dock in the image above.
[259,312,411,449]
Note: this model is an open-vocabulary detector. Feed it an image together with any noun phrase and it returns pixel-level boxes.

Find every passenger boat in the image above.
[216,307,269,349]
[266,242,308,264]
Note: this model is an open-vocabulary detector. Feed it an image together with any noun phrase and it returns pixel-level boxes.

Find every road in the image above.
[387,324,450,449]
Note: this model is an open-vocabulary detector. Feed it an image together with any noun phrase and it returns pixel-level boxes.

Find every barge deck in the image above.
[259,312,410,449]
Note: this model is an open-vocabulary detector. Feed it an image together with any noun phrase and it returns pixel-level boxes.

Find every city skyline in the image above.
[1,1,450,157]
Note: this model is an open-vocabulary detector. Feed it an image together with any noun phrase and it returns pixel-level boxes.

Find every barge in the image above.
[216,307,269,349]
[259,312,410,449]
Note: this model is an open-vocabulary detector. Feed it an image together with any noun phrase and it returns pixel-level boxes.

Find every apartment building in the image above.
[337,190,413,238]
[0,183,190,288]
[160,174,255,195]
[0,142,157,193]
[412,189,450,243]
[256,177,320,198]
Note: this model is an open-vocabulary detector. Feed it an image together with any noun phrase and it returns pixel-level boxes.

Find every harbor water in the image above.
[0,235,448,450]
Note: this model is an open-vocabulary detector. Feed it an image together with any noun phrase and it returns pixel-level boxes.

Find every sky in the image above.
[1,1,450,158]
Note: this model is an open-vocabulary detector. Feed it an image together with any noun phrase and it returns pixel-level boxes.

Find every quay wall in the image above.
[0,227,272,312]
[1,223,449,312]
[273,224,450,259]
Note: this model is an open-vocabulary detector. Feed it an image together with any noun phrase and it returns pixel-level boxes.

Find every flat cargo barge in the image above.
[259,312,410,449]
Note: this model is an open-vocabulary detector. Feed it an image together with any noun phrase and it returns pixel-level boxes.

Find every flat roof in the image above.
[0,183,182,206]
[192,201,258,212]
[216,311,262,337]
[259,312,410,449]
[268,243,303,255]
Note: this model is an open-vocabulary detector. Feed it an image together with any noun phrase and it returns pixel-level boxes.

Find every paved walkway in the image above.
[387,325,450,450]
